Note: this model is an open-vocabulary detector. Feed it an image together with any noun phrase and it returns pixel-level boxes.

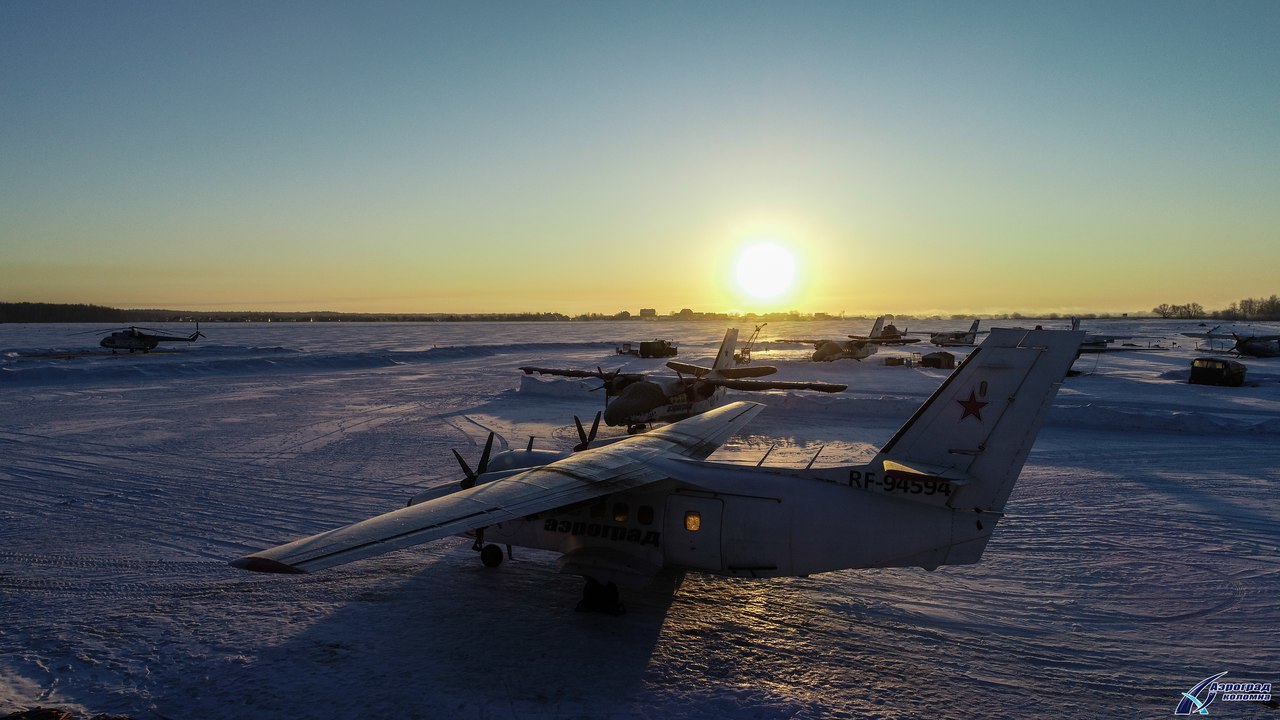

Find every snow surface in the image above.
[2,319,1277,719]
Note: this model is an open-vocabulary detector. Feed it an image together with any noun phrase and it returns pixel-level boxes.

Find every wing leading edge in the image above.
[231,401,764,573]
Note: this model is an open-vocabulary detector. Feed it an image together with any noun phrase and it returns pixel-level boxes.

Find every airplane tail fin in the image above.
[872,328,1082,516]
[868,316,886,338]
[710,329,739,372]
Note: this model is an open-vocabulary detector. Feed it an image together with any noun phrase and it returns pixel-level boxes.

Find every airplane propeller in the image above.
[573,412,602,451]
[589,366,625,409]
[452,432,495,489]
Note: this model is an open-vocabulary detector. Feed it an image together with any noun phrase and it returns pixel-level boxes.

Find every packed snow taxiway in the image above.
[2,319,1277,719]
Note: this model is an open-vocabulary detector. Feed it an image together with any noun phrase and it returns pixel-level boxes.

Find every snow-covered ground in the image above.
[2,319,1277,719]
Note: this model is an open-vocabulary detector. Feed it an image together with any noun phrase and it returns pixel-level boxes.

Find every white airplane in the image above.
[924,319,984,347]
[232,328,1083,613]
[520,328,846,431]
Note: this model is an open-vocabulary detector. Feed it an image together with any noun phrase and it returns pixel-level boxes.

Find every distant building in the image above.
[639,308,657,319]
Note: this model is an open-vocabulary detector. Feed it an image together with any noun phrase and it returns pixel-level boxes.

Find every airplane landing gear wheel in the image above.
[480,543,504,567]
[576,577,625,614]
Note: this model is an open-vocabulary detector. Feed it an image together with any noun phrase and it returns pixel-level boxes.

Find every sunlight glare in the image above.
[735,242,796,301]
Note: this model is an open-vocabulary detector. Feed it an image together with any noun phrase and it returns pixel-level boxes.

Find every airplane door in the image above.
[664,496,723,571]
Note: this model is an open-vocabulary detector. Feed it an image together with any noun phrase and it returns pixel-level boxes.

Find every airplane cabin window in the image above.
[613,502,629,523]
[684,510,701,532]
[638,505,654,525]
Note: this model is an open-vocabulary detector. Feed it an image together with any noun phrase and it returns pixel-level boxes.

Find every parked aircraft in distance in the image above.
[846,315,919,345]
[782,315,915,361]
[1067,317,1135,352]
[520,328,846,431]
[1183,327,1280,358]
[919,319,984,347]
[99,324,204,353]
[233,328,1084,614]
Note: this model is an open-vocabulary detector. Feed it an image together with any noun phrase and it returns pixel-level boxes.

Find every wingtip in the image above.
[230,556,306,574]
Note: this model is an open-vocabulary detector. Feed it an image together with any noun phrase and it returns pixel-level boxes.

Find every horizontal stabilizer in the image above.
[665,360,713,377]
[881,460,971,486]
[712,365,778,379]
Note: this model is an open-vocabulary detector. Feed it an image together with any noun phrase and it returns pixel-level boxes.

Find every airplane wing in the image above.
[708,378,847,393]
[850,336,922,344]
[665,362,778,379]
[712,365,777,379]
[519,366,602,379]
[231,401,765,574]
[518,366,647,383]
[776,338,827,347]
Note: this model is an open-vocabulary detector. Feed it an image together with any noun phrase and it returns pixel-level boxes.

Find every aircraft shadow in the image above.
[172,545,683,720]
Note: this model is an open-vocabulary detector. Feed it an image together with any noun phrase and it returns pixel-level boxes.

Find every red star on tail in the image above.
[957,390,988,421]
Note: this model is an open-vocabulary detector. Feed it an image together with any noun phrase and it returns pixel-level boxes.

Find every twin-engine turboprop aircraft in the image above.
[920,319,985,347]
[233,328,1083,613]
[783,315,918,362]
[520,328,846,431]
[1182,327,1280,358]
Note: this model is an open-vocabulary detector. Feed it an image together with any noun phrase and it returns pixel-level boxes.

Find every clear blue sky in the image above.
[3,1,1277,314]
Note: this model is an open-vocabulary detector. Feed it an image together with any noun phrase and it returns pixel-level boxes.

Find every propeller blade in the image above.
[477,432,495,475]
[452,448,477,488]
[573,412,602,452]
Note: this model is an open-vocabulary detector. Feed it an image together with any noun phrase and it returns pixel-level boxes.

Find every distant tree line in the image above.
[0,303,579,323]
[1151,303,1206,319]
[0,302,136,323]
[1152,296,1280,321]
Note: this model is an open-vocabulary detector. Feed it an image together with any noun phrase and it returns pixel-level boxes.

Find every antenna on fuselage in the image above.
[805,445,825,469]
[756,444,776,467]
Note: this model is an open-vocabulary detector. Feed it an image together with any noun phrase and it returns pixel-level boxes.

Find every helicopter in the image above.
[98,324,205,353]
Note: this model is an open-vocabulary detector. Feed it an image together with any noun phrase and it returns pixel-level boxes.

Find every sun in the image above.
[734,241,796,301]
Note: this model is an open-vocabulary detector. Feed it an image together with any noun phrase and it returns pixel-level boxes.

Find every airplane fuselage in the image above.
[474,459,970,587]
[100,333,161,352]
[603,378,725,427]
[1238,338,1280,357]
[812,340,876,362]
